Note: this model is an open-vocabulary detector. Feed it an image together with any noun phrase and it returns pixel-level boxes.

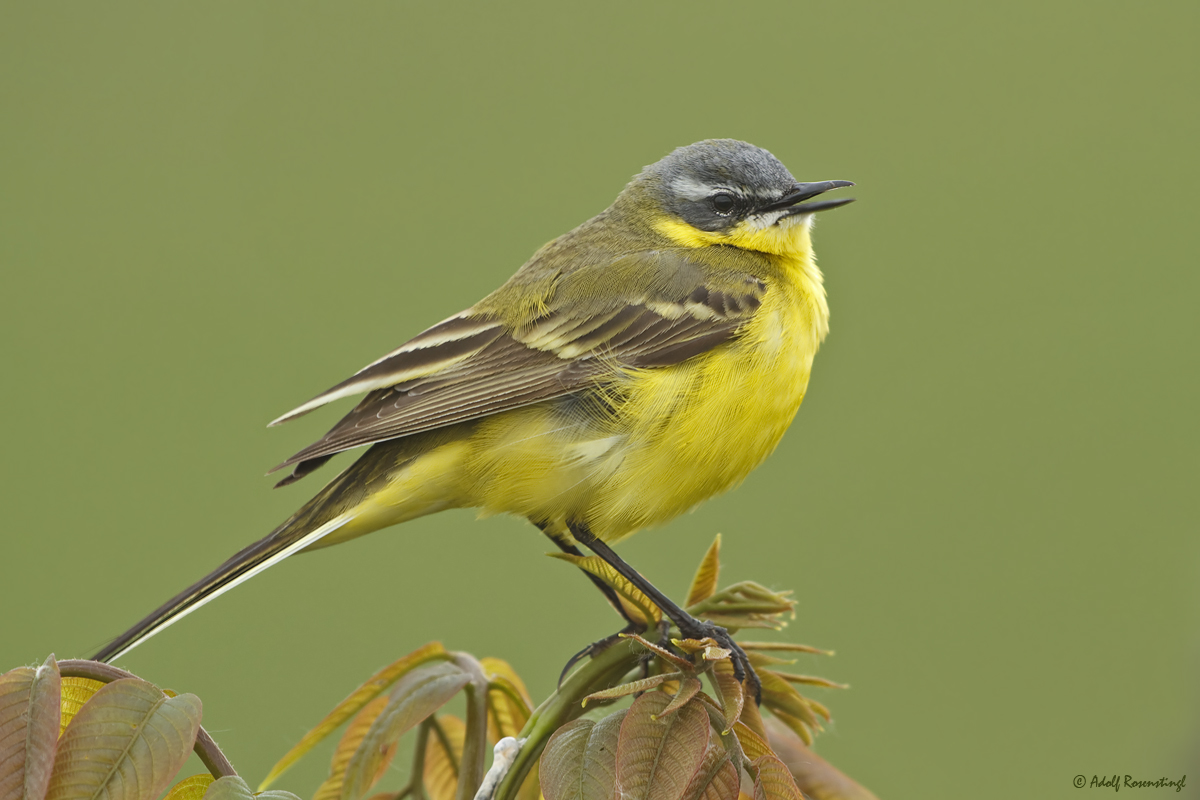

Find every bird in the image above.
[91,139,854,691]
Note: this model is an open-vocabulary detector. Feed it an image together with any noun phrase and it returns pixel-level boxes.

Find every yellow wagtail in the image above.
[92,139,854,689]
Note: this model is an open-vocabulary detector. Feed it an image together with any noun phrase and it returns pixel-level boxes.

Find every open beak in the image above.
[763,180,856,218]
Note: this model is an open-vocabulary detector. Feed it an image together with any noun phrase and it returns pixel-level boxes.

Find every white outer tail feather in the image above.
[101,514,354,662]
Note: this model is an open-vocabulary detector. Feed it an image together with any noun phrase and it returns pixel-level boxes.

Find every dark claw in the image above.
[562,523,763,703]
[558,624,637,687]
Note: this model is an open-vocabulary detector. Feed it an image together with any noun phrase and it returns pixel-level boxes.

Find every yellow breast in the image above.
[457,241,829,542]
[583,257,827,539]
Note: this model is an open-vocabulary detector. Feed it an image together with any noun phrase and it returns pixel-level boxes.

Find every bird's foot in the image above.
[558,623,639,687]
[674,615,762,704]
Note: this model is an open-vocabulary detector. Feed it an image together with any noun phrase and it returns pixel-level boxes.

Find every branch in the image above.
[452,653,492,800]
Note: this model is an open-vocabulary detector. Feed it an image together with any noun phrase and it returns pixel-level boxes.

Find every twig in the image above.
[452,653,492,800]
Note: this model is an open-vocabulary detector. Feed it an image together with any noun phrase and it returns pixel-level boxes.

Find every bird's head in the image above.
[621,139,854,258]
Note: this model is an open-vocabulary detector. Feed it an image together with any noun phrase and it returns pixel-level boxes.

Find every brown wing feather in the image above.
[270,276,765,481]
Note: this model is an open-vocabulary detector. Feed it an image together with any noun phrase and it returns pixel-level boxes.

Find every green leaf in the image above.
[689,583,794,630]
[743,653,793,669]
[260,642,450,790]
[342,662,470,800]
[478,659,532,741]
[45,678,201,800]
[311,694,395,800]
[774,674,847,690]
[761,717,878,800]
[424,715,465,800]
[807,699,832,723]
[547,554,661,626]
[583,673,680,707]
[162,775,214,800]
[731,723,771,761]
[679,728,738,800]
[0,655,61,800]
[685,535,721,608]
[621,636,693,672]
[202,776,300,800]
[57,679,104,738]
[539,710,625,800]
[757,673,818,732]
[737,643,831,657]
[614,692,710,800]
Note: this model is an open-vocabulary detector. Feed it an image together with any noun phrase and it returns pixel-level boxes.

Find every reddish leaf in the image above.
[680,728,739,800]
[615,692,710,800]
[659,678,703,718]
[750,755,803,800]
[707,660,744,733]
[0,656,61,800]
[762,717,878,800]
[539,710,625,800]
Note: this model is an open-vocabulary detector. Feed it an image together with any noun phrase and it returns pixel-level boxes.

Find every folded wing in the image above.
[270,253,767,485]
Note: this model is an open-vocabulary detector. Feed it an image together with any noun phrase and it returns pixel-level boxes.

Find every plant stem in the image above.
[407,718,434,800]
[453,654,491,800]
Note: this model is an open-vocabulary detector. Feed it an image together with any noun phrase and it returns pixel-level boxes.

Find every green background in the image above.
[3,3,1197,798]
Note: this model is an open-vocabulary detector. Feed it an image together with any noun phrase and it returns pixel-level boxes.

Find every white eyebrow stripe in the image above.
[669,176,788,206]
[670,176,722,201]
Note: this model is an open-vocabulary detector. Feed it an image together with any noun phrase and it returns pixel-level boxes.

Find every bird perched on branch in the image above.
[92,139,854,692]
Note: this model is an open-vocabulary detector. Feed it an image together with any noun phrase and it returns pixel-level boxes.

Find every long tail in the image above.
[89,439,418,663]
[91,512,354,663]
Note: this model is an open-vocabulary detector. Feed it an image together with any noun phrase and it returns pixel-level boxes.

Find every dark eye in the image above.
[710,192,736,215]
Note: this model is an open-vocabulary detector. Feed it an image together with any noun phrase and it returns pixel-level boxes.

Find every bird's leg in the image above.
[537,522,641,625]
[537,522,645,685]
[568,521,762,703]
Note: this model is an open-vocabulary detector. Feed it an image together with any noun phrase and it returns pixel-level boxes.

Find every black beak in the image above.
[762,180,856,217]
